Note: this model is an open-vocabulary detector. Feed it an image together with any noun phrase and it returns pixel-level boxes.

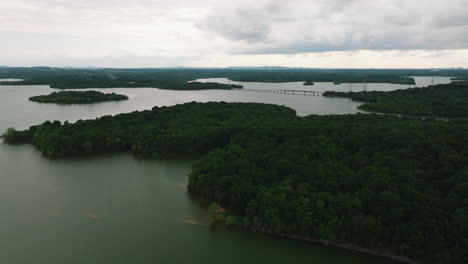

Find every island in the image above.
[3,101,468,264]
[29,90,129,104]
[323,82,468,118]
[303,81,314,85]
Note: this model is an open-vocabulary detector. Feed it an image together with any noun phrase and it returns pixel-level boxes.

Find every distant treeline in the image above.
[29,90,128,104]
[226,72,415,84]
[0,67,449,90]
[3,102,468,264]
[1,72,243,90]
[323,82,468,118]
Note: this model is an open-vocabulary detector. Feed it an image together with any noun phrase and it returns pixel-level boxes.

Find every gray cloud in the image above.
[197,8,271,43]
[1,0,468,67]
[196,0,293,43]
[198,0,468,54]
[434,12,468,28]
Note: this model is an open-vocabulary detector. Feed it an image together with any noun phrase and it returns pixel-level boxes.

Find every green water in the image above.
[0,146,399,264]
[1,78,448,264]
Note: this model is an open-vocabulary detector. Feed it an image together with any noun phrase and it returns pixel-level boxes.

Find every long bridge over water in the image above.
[232,88,323,96]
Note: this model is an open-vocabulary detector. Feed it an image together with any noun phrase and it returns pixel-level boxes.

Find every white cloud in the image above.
[0,0,467,67]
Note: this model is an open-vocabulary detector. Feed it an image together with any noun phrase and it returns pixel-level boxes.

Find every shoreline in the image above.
[250,228,418,264]
[206,202,418,264]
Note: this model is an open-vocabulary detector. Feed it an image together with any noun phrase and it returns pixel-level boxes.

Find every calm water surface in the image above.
[0,77,449,264]
[195,76,452,92]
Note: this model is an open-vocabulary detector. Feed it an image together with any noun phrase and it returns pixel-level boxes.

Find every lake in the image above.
[195,76,452,93]
[0,77,449,264]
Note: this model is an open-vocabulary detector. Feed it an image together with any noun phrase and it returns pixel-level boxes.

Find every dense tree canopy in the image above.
[3,102,468,264]
[29,90,129,104]
[323,82,468,118]
[189,113,468,264]
[2,102,296,156]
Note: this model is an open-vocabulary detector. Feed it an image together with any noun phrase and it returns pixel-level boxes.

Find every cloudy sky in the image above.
[1,0,468,68]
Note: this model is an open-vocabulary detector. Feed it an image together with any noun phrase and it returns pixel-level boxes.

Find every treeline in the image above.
[226,72,415,84]
[1,75,242,90]
[2,102,468,263]
[29,90,128,104]
[323,82,468,118]
[0,67,424,90]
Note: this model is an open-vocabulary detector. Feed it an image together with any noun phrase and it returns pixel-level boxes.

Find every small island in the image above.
[303,81,314,86]
[29,90,129,104]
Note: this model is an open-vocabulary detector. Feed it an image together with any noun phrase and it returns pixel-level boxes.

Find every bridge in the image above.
[232,88,322,96]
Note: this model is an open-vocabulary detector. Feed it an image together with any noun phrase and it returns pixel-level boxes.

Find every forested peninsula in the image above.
[3,102,468,264]
[323,82,468,118]
[29,91,129,104]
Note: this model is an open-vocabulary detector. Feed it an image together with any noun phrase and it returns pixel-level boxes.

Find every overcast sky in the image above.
[1,0,468,68]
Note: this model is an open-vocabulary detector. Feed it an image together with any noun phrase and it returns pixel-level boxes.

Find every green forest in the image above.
[29,90,129,104]
[3,102,468,264]
[323,82,468,118]
[0,67,427,89]
[2,102,296,156]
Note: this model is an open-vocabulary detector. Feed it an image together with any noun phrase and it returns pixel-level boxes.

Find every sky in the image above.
[1,0,468,68]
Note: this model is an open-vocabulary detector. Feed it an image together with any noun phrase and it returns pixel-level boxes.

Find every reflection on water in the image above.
[195,76,452,92]
[0,78,24,82]
[0,144,400,264]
